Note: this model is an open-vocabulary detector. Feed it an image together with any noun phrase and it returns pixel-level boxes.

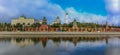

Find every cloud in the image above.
[0,0,65,23]
[107,15,120,25]
[0,0,107,24]
[105,0,120,25]
[76,41,106,48]
[106,0,120,14]
[66,7,107,24]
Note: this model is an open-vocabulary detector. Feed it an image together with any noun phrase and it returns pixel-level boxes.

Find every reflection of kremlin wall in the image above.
[9,37,108,48]
[11,38,34,47]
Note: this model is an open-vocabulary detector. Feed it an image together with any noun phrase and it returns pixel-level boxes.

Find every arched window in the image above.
[28,23,30,25]
[23,23,25,25]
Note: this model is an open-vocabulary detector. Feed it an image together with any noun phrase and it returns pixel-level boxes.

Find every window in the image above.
[28,23,30,25]
[23,23,25,25]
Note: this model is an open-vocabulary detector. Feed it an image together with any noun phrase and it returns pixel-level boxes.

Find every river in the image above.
[0,36,119,55]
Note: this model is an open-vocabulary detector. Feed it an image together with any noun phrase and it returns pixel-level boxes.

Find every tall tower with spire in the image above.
[66,12,68,24]
[105,21,109,32]
[106,21,108,29]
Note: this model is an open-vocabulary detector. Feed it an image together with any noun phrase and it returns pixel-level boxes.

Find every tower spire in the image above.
[66,12,68,24]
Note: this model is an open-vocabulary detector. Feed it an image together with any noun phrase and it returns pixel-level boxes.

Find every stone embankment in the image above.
[0,32,120,37]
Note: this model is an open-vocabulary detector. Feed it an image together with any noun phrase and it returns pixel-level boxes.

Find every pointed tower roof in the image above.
[74,18,77,22]
[73,18,77,27]
[56,16,60,19]
[43,16,47,20]
[66,12,68,15]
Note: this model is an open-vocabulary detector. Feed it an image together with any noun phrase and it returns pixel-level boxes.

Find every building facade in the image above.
[51,16,61,25]
[11,15,35,26]
[39,20,43,24]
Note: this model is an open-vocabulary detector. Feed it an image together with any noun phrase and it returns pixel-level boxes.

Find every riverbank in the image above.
[0,32,120,37]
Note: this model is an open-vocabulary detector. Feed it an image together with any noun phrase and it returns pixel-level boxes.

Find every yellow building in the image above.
[11,15,35,26]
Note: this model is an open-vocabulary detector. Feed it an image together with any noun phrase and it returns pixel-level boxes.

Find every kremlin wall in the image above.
[0,13,120,32]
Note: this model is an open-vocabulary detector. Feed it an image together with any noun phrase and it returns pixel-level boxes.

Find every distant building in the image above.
[35,17,47,25]
[72,18,79,31]
[73,18,78,27]
[35,20,43,24]
[106,21,109,29]
[42,17,47,24]
[39,20,43,24]
[51,16,61,25]
[66,12,69,24]
[11,15,35,26]
[39,17,48,31]
[106,21,109,31]
[39,24,49,31]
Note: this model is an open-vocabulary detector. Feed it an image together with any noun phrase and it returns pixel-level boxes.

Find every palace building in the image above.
[11,15,35,26]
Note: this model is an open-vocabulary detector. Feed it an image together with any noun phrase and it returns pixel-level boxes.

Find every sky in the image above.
[0,0,120,25]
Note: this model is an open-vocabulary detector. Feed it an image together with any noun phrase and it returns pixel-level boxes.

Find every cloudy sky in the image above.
[0,0,120,25]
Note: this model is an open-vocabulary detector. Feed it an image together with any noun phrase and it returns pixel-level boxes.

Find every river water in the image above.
[0,36,119,55]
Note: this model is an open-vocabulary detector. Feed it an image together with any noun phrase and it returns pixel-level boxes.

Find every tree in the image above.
[51,23,61,28]
[31,23,41,28]
[68,22,73,28]
[62,23,68,27]
[77,22,82,28]
[15,23,23,31]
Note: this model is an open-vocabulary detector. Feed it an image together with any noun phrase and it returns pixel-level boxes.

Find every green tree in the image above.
[68,22,73,28]
[62,23,68,27]
[31,23,41,28]
[15,23,23,31]
[51,23,61,28]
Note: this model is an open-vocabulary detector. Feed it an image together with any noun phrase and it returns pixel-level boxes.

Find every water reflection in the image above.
[106,38,120,55]
[9,37,107,47]
[0,36,119,55]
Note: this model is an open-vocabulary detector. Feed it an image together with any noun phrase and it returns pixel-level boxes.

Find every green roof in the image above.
[73,22,77,26]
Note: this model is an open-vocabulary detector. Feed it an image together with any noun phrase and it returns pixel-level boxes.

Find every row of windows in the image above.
[23,23,30,25]
[16,23,30,25]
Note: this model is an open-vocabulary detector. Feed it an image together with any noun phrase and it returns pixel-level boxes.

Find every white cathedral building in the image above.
[51,16,61,25]
[51,12,69,25]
